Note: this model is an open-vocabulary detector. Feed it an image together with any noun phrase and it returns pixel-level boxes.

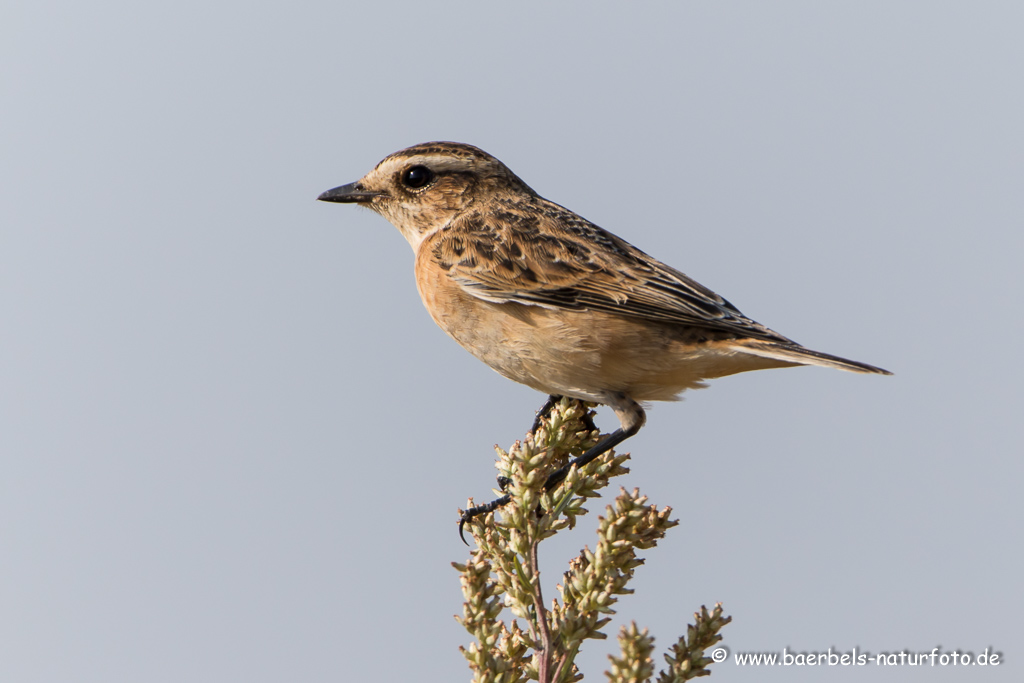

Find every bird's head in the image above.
[318,142,535,249]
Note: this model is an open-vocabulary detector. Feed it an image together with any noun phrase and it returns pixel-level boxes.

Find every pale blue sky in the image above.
[2,2,1021,681]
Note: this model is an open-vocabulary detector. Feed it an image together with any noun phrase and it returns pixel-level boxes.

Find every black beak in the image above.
[317,182,382,203]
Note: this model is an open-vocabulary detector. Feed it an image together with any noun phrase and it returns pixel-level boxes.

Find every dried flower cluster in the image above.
[453,398,730,683]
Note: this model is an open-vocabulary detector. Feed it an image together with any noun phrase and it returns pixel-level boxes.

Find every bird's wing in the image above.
[429,204,795,344]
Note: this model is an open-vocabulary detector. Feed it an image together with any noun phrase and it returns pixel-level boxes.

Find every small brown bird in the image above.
[318,142,890,524]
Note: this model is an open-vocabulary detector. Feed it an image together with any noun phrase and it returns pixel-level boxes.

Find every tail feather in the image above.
[737,341,892,375]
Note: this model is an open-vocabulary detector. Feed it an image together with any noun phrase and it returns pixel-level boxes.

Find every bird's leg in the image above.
[459,494,512,544]
[496,395,563,491]
[530,394,562,434]
[541,395,645,492]
[579,405,598,433]
[540,424,639,492]
[462,395,562,543]
[459,395,645,544]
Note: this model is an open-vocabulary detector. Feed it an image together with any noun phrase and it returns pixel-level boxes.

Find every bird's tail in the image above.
[736,340,892,375]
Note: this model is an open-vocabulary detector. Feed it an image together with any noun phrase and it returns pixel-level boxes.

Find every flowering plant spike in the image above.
[453,399,731,683]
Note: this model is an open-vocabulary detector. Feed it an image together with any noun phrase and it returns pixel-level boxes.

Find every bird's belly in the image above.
[417,272,787,402]
[419,287,595,397]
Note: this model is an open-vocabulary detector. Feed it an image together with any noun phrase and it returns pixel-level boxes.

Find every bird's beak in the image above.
[317,182,382,204]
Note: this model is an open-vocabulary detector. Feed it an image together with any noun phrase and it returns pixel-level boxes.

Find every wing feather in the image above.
[429,200,794,344]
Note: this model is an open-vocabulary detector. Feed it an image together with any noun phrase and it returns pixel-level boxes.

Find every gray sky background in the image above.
[2,2,1021,681]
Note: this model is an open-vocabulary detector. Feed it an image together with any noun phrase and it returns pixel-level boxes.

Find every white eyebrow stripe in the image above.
[377,154,480,176]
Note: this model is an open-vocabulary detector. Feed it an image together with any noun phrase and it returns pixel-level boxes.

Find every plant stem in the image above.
[530,539,554,683]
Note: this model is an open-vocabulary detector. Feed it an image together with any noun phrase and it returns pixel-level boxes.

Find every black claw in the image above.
[458,494,511,545]
[530,394,562,434]
[458,397,642,544]
[457,421,641,543]
[462,395,562,544]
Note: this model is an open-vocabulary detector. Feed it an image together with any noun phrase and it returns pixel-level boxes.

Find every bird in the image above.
[317,141,891,528]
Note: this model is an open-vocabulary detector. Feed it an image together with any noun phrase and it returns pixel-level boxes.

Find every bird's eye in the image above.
[401,165,434,189]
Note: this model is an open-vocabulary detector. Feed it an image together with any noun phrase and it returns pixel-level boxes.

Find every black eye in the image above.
[401,165,434,189]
